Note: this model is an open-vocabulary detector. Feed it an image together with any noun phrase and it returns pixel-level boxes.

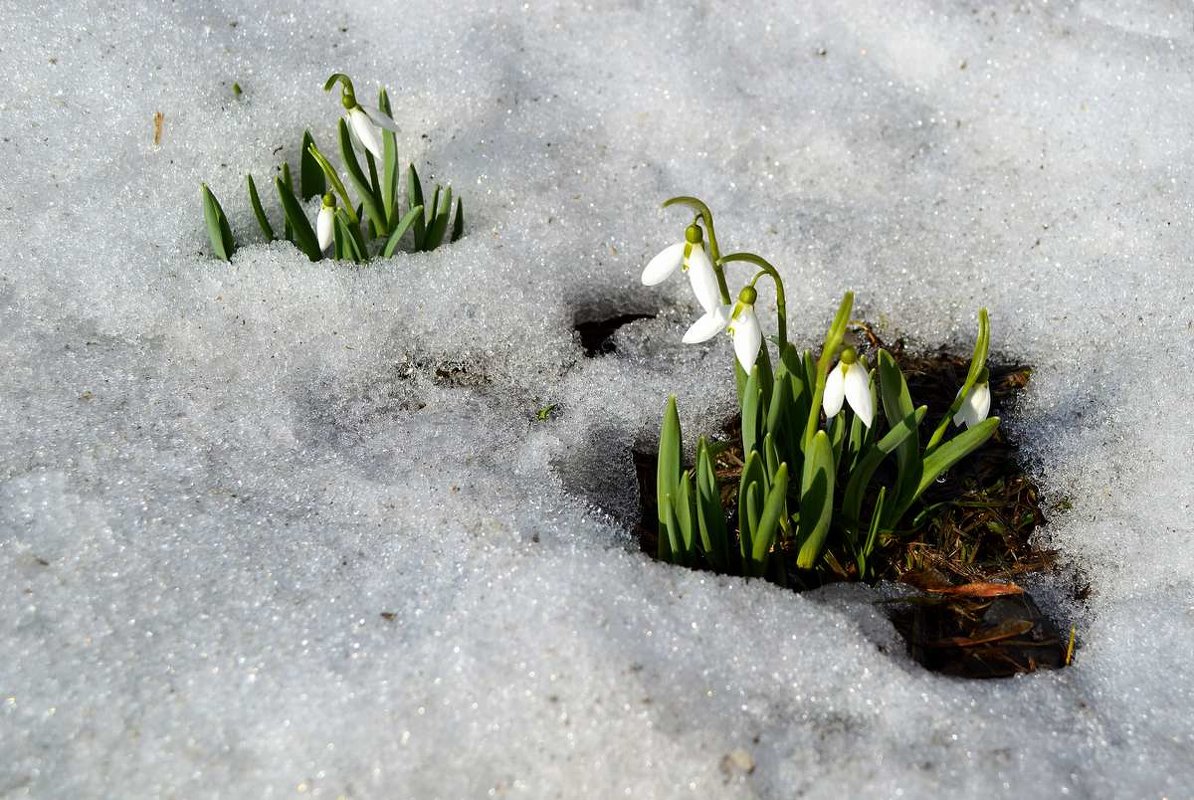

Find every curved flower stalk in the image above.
[646,197,1002,583]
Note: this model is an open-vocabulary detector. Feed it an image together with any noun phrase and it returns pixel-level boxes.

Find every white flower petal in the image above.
[359,104,401,133]
[316,206,334,252]
[682,305,732,343]
[641,242,685,285]
[844,362,874,428]
[347,107,383,160]
[823,363,846,418]
[954,382,991,428]
[729,306,762,371]
[684,244,721,313]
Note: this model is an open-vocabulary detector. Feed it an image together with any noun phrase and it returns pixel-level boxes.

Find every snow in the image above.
[2,0,1193,797]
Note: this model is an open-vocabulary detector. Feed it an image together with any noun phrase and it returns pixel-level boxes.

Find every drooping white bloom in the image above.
[823,347,874,428]
[726,301,762,371]
[641,224,722,313]
[953,374,992,429]
[346,106,384,160]
[316,193,336,253]
[682,286,763,371]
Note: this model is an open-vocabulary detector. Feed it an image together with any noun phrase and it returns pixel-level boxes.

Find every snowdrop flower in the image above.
[683,286,762,371]
[823,347,874,428]
[953,368,991,428]
[316,193,336,253]
[326,73,401,161]
[641,224,722,313]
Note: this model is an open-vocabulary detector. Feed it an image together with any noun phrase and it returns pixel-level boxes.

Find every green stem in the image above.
[662,196,731,304]
[323,73,356,98]
[306,144,361,226]
[718,252,788,348]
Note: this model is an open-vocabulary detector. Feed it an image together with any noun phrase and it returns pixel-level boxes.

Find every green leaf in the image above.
[423,185,453,251]
[750,463,789,576]
[741,366,763,459]
[796,430,835,569]
[914,417,1000,501]
[245,174,275,241]
[305,144,360,226]
[365,149,383,224]
[280,163,294,241]
[738,450,766,563]
[744,482,762,561]
[274,177,321,261]
[857,486,887,581]
[657,396,682,560]
[765,372,795,472]
[877,349,921,520]
[695,437,727,570]
[841,406,927,530]
[450,197,465,242]
[407,164,426,249]
[300,130,326,200]
[422,184,441,249]
[381,204,424,258]
[764,433,781,485]
[334,208,367,263]
[338,119,388,234]
[200,183,236,261]
[378,89,399,227]
[926,308,991,452]
[674,470,696,559]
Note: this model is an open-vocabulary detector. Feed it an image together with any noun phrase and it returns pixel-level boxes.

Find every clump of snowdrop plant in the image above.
[644,197,998,582]
[200,73,464,263]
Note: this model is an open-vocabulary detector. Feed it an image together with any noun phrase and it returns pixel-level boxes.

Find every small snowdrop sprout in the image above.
[823,346,874,428]
[200,72,465,263]
[646,196,1000,581]
[953,367,992,429]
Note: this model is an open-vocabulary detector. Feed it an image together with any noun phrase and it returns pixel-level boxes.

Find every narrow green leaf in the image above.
[423,185,453,251]
[274,177,321,261]
[745,482,762,560]
[338,119,387,234]
[764,433,781,485]
[926,308,991,452]
[200,184,236,261]
[914,417,1000,501]
[407,164,426,249]
[657,396,682,559]
[280,163,294,241]
[796,430,836,569]
[804,292,854,451]
[378,89,399,227]
[245,174,275,241]
[381,204,424,258]
[695,438,727,570]
[305,145,360,226]
[841,406,927,529]
[365,149,383,221]
[766,372,794,472]
[300,130,326,200]
[422,184,441,250]
[662,493,680,563]
[857,486,887,581]
[450,197,464,242]
[877,349,922,519]
[738,450,766,563]
[750,463,790,576]
[675,471,696,559]
[334,208,367,263]
[741,366,762,459]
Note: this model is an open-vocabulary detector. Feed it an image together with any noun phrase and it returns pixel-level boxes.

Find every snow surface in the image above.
[2,0,1193,797]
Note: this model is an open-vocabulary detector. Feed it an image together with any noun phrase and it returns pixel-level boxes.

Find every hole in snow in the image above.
[573,310,656,357]
[625,327,1077,679]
